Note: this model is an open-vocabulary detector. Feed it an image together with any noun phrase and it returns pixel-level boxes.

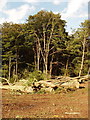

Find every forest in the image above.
[0,10,90,84]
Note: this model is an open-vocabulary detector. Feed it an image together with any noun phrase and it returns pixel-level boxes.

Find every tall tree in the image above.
[69,20,90,76]
[1,22,26,81]
[26,10,68,75]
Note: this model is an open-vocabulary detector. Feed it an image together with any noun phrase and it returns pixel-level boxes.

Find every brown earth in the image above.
[2,82,88,119]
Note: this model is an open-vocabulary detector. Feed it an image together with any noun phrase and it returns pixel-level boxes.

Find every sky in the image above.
[0,0,89,34]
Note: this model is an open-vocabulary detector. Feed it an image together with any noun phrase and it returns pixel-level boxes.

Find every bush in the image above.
[26,70,46,86]
[22,69,30,79]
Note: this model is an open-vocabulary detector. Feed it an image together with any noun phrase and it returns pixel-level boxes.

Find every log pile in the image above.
[24,75,89,93]
[0,75,89,93]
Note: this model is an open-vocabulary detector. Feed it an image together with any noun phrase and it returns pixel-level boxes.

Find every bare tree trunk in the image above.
[43,25,46,73]
[79,36,86,77]
[16,57,18,76]
[15,49,18,82]
[50,56,53,76]
[8,57,11,82]
[45,43,49,75]
[34,52,37,70]
[37,51,40,71]
[45,55,48,74]
[64,58,69,76]
[33,47,37,70]
[36,41,40,71]
[43,25,46,52]
[88,67,90,76]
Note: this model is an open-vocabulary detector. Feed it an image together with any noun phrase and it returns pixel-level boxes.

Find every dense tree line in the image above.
[0,10,90,83]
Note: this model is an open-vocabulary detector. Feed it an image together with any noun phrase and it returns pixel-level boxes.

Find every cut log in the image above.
[35,81,57,88]
[24,86,34,93]
[60,80,79,89]
[41,87,54,92]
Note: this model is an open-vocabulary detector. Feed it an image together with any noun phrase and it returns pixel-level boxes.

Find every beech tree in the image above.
[26,10,68,74]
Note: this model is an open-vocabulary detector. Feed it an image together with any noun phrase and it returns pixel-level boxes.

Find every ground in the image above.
[2,82,88,119]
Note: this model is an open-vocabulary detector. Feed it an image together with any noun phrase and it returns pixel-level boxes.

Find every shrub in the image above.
[26,70,46,86]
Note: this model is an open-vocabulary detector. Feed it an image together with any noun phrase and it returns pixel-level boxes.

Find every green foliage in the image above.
[36,89,46,94]
[1,11,90,79]
[26,71,45,85]
[66,20,90,76]
[22,69,30,79]
[10,74,18,83]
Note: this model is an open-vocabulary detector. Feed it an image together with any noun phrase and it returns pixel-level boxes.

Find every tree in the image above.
[1,22,26,82]
[26,10,68,75]
[1,22,13,79]
[69,20,90,76]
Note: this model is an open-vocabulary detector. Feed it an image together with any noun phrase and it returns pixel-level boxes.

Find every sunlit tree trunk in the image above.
[64,57,69,76]
[15,48,18,82]
[50,56,53,77]
[36,40,40,71]
[34,50,37,70]
[8,57,11,82]
[79,36,86,77]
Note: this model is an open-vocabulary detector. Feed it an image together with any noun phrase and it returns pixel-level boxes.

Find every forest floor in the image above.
[2,81,88,119]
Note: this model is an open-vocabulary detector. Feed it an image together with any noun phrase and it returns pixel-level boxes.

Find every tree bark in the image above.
[64,57,69,76]
[50,56,53,76]
[15,48,18,82]
[34,50,37,70]
[36,40,40,71]
[79,36,86,77]
[8,57,11,82]
[88,67,90,76]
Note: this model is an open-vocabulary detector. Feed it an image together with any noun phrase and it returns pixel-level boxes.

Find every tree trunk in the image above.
[45,57,48,74]
[43,25,46,52]
[88,67,90,76]
[8,57,11,82]
[15,49,18,82]
[16,57,18,77]
[34,52,37,70]
[37,51,40,71]
[33,47,37,70]
[50,56,53,76]
[45,44,49,75]
[79,37,86,77]
[36,41,40,71]
[64,58,69,76]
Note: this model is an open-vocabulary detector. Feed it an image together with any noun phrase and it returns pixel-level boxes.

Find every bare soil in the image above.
[2,82,88,119]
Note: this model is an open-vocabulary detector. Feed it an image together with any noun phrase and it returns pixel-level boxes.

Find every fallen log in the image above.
[60,80,79,89]
[35,80,58,88]
[0,77,11,86]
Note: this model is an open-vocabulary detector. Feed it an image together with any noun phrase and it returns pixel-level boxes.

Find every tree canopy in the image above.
[0,11,90,83]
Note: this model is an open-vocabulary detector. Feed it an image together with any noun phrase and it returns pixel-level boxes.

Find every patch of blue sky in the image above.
[6,2,27,9]
[0,0,89,34]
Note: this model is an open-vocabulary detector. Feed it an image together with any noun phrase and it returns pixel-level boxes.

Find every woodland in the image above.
[0,10,90,84]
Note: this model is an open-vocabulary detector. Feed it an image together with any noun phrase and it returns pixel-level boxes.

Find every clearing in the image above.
[2,81,88,119]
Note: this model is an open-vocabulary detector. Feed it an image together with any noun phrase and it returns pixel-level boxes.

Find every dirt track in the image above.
[2,82,88,118]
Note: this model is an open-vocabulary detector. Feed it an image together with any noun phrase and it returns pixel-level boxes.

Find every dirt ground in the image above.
[2,82,88,119]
